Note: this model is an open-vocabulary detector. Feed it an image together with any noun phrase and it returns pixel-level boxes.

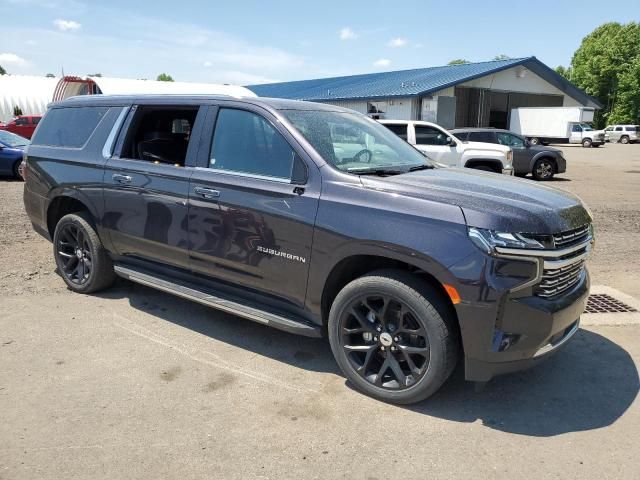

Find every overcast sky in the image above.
[0,0,635,85]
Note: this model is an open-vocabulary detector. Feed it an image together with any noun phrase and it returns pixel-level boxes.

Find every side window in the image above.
[627,126,638,132]
[31,107,108,148]
[210,108,295,180]
[15,117,28,125]
[605,127,613,132]
[32,117,40,125]
[615,126,623,132]
[571,124,582,132]
[120,106,198,166]
[468,131,495,143]
[383,124,408,141]
[415,125,450,145]
[453,132,469,141]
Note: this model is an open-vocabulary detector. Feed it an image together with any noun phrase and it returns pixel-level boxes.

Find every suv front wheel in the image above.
[328,270,458,404]
[53,212,116,294]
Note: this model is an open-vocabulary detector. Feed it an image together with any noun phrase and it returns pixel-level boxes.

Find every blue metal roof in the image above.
[247,57,601,108]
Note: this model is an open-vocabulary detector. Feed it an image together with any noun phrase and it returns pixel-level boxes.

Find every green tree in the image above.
[555,65,572,79]
[156,73,174,82]
[0,65,6,75]
[45,73,55,78]
[87,73,102,77]
[447,59,470,65]
[569,22,640,126]
[493,54,511,60]
[13,106,23,116]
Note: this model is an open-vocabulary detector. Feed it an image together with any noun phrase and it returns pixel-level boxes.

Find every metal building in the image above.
[0,75,58,123]
[247,57,602,129]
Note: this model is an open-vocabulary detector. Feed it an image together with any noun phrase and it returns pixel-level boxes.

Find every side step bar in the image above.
[114,265,322,338]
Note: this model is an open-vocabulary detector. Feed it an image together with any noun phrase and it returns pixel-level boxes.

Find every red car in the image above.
[0,115,42,139]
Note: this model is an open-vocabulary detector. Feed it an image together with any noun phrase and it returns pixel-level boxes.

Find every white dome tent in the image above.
[0,75,58,123]
[52,76,256,101]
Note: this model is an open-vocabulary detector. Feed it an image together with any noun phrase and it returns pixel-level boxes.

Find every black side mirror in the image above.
[446,136,456,147]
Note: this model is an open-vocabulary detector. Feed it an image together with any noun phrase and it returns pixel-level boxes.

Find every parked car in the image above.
[0,115,42,139]
[24,95,593,404]
[451,128,566,181]
[604,125,639,144]
[379,120,513,175]
[510,107,605,147]
[0,130,29,179]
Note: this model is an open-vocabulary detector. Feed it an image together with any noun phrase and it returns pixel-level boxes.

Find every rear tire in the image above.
[620,135,630,144]
[53,212,116,294]
[582,138,593,148]
[328,270,458,404]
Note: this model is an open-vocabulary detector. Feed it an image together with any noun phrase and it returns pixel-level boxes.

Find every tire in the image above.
[529,137,540,145]
[52,212,116,294]
[12,160,23,181]
[582,138,592,148]
[532,157,555,181]
[620,135,629,144]
[328,269,458,404]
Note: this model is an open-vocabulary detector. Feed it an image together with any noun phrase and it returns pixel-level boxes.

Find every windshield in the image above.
[580,123,594,131]
[281,110,431,173]
[0,130,30,148]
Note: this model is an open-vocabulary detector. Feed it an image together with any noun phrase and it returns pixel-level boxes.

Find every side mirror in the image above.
[446,136,456,147]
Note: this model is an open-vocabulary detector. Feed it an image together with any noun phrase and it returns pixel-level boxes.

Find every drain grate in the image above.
[585,294,638,314]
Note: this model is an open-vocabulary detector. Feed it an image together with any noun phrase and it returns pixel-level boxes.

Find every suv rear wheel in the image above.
[53,212,116,293]
[620,135,630,144]
[328,270,458,404]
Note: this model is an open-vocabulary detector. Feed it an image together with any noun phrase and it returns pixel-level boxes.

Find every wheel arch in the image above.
[529,153,558,173]
[463,158,503,173]
[46,191,97,238]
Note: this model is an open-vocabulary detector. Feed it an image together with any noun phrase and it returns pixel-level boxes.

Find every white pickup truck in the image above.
[379,120,513,175]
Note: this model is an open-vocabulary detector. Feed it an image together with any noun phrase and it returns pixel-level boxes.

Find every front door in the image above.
[102,105,203,270]
[412,124,459,166]
[496,132,529,173]
[569,123,583,144]
[188,105,319,308]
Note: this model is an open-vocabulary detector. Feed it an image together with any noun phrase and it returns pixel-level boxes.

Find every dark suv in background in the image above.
[452,128,566,181]
[23,95,592,404]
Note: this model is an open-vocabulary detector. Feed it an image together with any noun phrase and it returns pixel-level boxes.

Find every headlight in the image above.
[468,227,545,254]
[506,150,513,163]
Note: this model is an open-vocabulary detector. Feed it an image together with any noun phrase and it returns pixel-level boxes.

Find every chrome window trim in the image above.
[193,166,292,184]
[102,107,129,159]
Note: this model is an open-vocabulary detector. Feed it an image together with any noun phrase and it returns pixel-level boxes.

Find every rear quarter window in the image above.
[32,107,109,148]
[625,126,637,132]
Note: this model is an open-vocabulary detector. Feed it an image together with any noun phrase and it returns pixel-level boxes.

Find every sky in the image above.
[0,0,636,85]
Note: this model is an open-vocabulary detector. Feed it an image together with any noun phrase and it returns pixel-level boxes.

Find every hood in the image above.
[361,167,591,234]
[529,144,561,154]
[464,141,510,152]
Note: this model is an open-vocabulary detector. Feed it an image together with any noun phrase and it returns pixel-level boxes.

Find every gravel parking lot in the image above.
[1,143,639,479]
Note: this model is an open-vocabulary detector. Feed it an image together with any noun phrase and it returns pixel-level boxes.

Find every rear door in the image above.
[187,104,319,308]
[613,126,624,142]
[102,104,203,270]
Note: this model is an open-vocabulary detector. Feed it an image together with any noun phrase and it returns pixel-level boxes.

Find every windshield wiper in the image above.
[408,164,434,172]
[349,167,404,176]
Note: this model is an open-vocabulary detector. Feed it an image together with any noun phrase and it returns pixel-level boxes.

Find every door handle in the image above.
[194,186,220,199]
[112,174,132,184]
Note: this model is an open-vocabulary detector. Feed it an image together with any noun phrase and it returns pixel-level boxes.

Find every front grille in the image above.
[553,225,589,247]
[534,225,591,298]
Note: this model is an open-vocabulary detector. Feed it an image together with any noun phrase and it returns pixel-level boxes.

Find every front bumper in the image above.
[556,155,567,173]
[447,246,590,383]
[502,166,514,176]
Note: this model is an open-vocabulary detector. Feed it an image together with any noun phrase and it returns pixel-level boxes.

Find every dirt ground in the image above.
[0,143,639,479]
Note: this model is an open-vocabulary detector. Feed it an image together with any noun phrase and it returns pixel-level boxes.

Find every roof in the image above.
[247,57,602,108]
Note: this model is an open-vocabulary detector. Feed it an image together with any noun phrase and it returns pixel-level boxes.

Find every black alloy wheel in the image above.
[56,222,93,285]
[339,293,431,390]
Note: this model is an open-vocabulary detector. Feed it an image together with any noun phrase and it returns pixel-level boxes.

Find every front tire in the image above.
[582,138,593,148]
[53,212,116,294]
[12,161,23,181]
[328,270,458,404]
[532,158,555,181]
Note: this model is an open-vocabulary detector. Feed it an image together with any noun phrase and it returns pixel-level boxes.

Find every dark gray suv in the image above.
[452,128,566,181]
[23,95,592,404]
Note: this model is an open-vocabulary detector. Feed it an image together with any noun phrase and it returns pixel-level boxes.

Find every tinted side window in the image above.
[383,124,408,141]
[571,124,582,132]
[32,117,41,125]
[210,108,295,180]
[15,117,28,125]
[453,132,469,141]
[33,107,108,148]
[625,126,637,132]
[415,126,450,145]
[615,126,623,131]
[468,131,495,143]
[497,132,524,147]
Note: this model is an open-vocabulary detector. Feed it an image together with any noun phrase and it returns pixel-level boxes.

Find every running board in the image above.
[113,265,322,338]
